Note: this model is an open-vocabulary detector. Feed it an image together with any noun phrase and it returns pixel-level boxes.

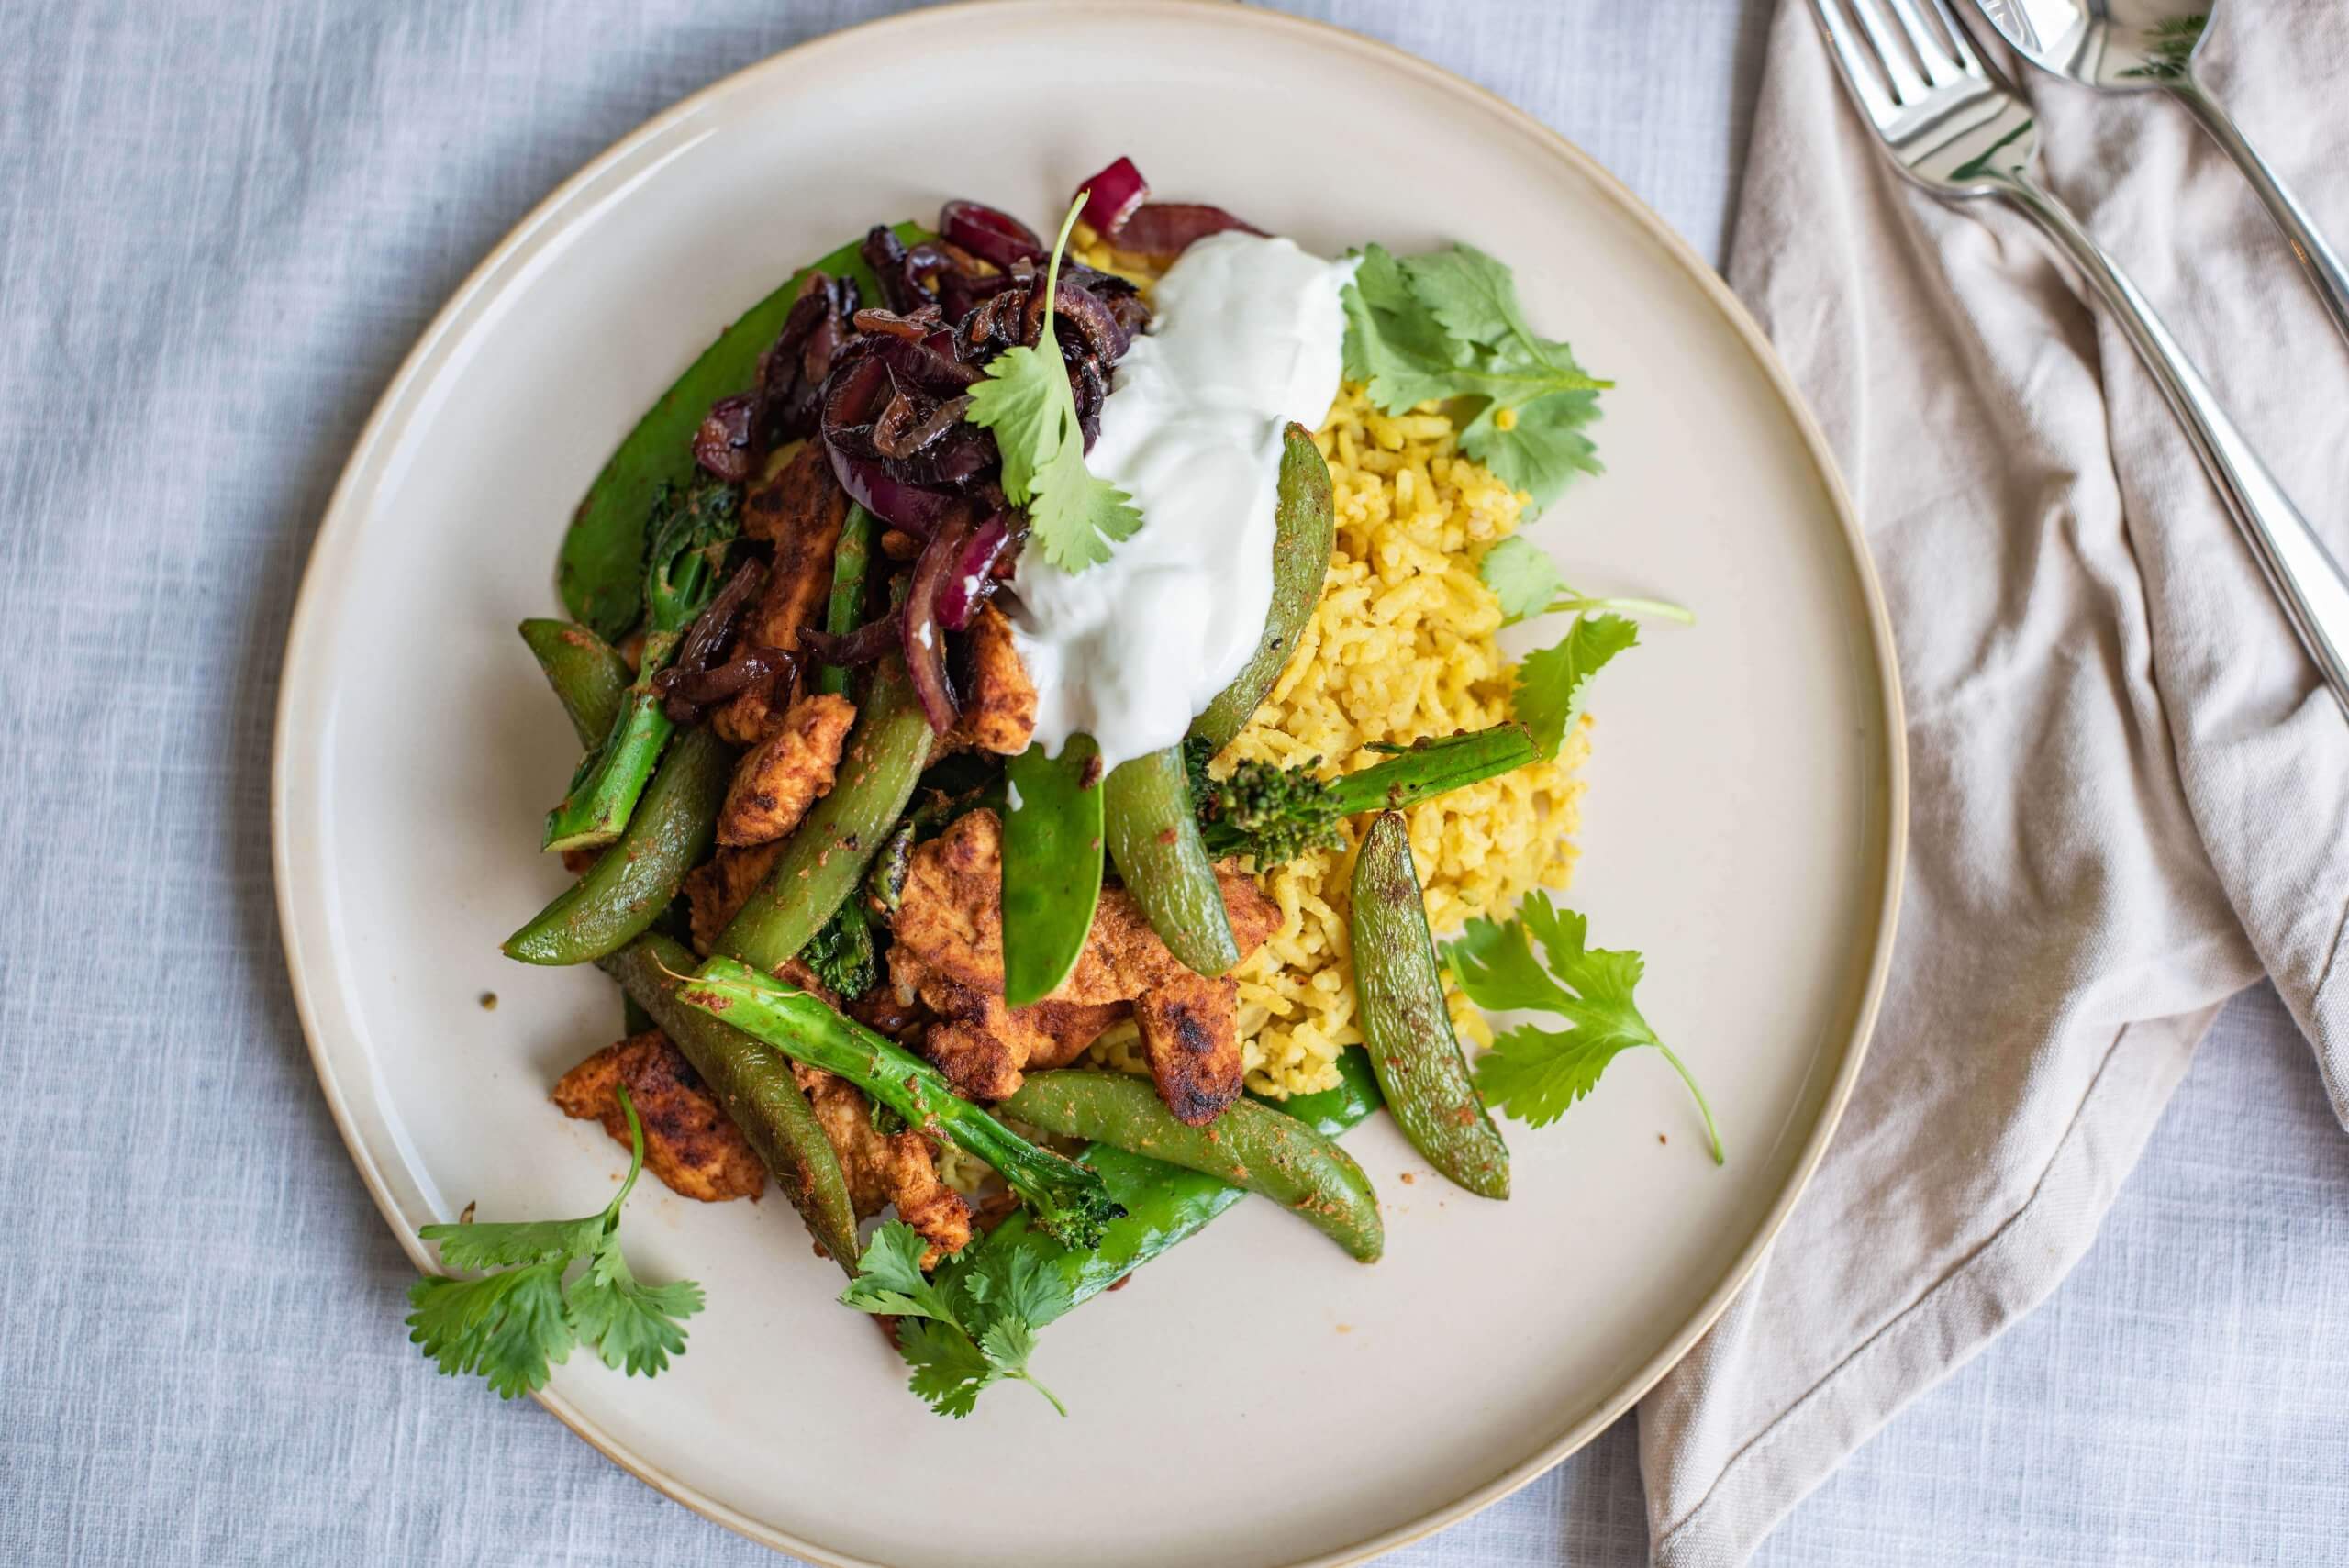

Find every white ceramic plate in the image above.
[273,4,1903,1563]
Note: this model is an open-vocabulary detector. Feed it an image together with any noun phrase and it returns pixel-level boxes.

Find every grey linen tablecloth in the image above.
[1,2,2342,1564]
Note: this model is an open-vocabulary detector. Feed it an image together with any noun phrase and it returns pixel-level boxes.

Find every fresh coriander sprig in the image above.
[406,1084,705,1397]
[1445,894,1722,1163]
[1479,536,1694,628]
[840,1221,1072,1418]
[1341,242,1610,514]
[964,195,1142,573]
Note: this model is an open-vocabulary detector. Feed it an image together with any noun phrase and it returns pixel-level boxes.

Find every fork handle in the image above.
[1997,173,2349,716]
[2169,73,2349,350]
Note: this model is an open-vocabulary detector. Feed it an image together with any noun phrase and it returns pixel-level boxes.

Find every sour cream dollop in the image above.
[1008,232,1358,771]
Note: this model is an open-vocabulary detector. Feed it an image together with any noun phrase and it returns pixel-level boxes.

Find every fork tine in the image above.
[1875,0,1966,86]
[1843,0,1930,103]
[1810,0,1899,124]
[1919,0,1989,72]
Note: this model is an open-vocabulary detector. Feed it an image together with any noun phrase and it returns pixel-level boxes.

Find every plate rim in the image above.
[271,3,1908,1562]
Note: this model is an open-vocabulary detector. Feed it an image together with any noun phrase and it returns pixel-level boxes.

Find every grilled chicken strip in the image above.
[1133,971,1247,1127]
[954,604,1037,757]
[551,1031,765,1202]
[718,691,855,847]
[889,808,1278,1118]
[713,441,848,744]
[684,840,785,952]
[792,1063,972,1266]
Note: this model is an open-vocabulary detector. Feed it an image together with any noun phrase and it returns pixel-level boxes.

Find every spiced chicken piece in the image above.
[953,604,1037,757]
[712,441,849,744]
[791,1063,972,1266]
[718,691,855,847]
[684,840,785,952]
[888,809,1278,1121]
[551,1031,765,1202]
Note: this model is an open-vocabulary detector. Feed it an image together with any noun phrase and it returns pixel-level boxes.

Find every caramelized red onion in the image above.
[903,513,974,733]
[1111,202,1264,258]
[1076,157,1149,235]
[935,513,1018,631]
[939,200,1046,272]
[801,608,903,669]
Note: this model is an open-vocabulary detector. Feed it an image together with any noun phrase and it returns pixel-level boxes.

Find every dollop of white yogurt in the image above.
[1008,232,1358,771]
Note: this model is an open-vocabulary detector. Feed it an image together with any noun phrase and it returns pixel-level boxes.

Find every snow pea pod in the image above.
[1003,1071,1383,1262]
[1001,738,1105,1007]
[599,933,860,1274]
[1351,810,1510,1198]
[936,1046,1382,1322]
[503,725,729,966]
[711,651,931,974]
[1102,746,1237,977]
[1189,425,1335,753]
[518,619,630,746]
[557,226,922,641]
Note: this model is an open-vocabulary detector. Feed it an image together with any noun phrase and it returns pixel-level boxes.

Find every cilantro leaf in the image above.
[840,1220,1071,1419]
[1341,242,1610,515]
[1444,892,1722,1162]
[899,1318,998,1419]
[964,197,1143,573]
[406,1262,573,1398]
[1513,612,1638,761]
[406,1084,703,1397]
[567,1231,705,1378]
[418,1214,606,1273]
[1479,537,1565,623]
[1479,538,1697,628]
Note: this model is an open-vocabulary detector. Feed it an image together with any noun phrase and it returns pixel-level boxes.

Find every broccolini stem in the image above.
[677,957,1126,1250]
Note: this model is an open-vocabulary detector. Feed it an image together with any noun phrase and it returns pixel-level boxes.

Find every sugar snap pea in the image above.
[556,226,921,641]
[1351,810,1510,1199]
[935,1046,1383,1321]
[1001,739,1105,1007]
[519,619,630,746]
[599,934,860,1273]
[1103,747,1237,977]
[503,725,729,966]
[1003,1071,1382,1262]
[711,651,931,974]
[1189,425,1335,753]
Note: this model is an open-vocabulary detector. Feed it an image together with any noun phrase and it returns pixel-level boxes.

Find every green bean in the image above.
[599,934,860,1273]
[557,227,922,641]
[1189,425,1335,753]
[1103,747,1237,977]
[504,726,730,966]
[519,619,630,746]
[1001,739,1105,1006]
[1004,1071,1382,1262]
[815,504,874,700]
[1350,810,1509,1198]
[711,651,930,974]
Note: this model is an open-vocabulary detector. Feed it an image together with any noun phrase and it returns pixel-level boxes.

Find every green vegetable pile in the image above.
[426,183,1724,1423]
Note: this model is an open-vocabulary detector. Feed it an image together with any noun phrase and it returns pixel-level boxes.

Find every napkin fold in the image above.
[1636,4,2349,1561]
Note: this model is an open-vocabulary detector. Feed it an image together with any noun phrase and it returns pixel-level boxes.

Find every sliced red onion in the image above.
[692,393,758,483]
[1112,203,1265,258]
[801,609,903,669]
[940,200,1045,272]
[825,446,958,538]
[1077,157,1149,235]
[935,513,1018,631]
[903,515,972,734]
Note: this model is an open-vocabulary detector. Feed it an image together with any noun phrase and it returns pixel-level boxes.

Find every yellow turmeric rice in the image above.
[1074,228,1591,1099]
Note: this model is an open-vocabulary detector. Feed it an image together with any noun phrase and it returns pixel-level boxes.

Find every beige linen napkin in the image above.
[1635,4,2349,1562]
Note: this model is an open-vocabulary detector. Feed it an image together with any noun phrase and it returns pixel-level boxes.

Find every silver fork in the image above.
[1809,0,2349,715]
